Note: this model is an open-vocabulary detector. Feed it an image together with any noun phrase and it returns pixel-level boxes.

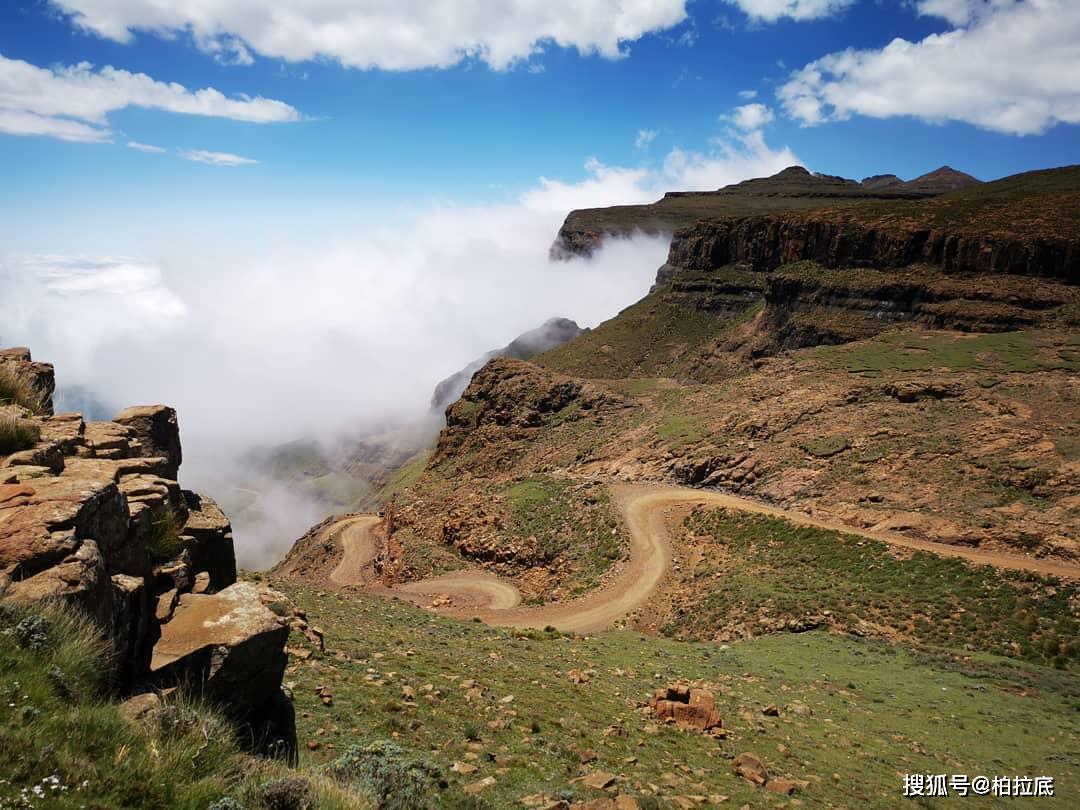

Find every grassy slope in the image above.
[671,509,1077,668]
[0,600,364,809]
[807,164,1080,240]
[537,286,757,380]
[276,581,1079,808]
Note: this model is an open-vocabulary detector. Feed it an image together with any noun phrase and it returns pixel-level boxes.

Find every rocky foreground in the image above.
[0,347,294,758]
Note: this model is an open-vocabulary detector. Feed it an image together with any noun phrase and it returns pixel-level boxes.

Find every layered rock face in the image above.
[0,348,291,757]
[667,214,1079,282]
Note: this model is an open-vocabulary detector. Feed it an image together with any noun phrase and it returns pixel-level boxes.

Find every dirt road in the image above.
[325,484,1080,633]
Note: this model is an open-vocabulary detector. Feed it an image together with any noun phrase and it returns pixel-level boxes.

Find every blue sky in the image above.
[2,0,1078,253]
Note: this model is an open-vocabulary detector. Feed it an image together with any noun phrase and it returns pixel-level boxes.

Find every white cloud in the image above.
[0,108,107,142]
[180,148,259,166]
[738,89,758,99]
[127,140,166,153]
[635,128,658,149]
[778,0,1080,135]
[723,0,855,22]
[0,52,299,143]
[729,103,775,131]
[50,0,689,71]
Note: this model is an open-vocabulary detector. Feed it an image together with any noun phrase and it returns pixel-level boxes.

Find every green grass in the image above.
[811,330,1080,374]
[145,509,184,563]
[537,288,745,380]
[0,598,365,809]
[799,436,852,458]
[500,477,623,590]
[675,509,1078,669]
[0,365,43,414]
[305,473,372,510]
[273,583,1080,808]
[373,452,431,506]
[0,411,41,455]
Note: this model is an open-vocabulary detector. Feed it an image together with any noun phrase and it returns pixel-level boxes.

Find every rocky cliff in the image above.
[665,211,1079,282]
[552,165,982,259]
[431,317,584,412]
[0,347,293,759]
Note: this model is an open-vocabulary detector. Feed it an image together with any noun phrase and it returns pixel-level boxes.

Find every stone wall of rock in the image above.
[667,215,1080,282]
[0,347,292,758]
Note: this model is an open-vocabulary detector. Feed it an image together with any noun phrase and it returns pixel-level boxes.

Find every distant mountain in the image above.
[431,317,583,411]
[552,164,983,259]
[861,166,982,196]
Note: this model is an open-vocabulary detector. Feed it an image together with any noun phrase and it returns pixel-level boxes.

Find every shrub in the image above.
[0,365,42,413]
[145,509,184,562]
[328,740,438,810]
[255,776,312,810]
[209,799,245,810]
[0,410,40,455]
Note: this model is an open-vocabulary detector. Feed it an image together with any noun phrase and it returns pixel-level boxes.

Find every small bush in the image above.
[328,740,438,810]
[255,776,312,810]
[146,509,184,562]
[15,615,51,652]
[209,799,245,810]
[0,410,40,454]
[0,365,42,413]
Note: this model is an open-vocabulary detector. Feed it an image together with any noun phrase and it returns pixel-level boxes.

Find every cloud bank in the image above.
[50,0,689,71]
[778,0,1080,135]
[0,52,299,143]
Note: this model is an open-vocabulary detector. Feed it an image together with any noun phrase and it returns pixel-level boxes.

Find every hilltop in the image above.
[550,164,982,259]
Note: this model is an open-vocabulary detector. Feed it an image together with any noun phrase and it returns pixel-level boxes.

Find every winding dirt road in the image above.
[327,484,1080,634]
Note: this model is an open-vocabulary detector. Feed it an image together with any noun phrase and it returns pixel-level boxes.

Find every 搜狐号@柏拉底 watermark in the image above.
[904,774,1054,798]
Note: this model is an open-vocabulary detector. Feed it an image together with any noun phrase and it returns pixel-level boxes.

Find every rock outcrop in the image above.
[0,347,291,757]
[431,317,584,412]
[433,357,626,467]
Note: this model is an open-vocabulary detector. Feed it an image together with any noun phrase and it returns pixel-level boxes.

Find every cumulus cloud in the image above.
[635,128,658,149]
[180,148,259,166]
[778,0,1080,135]
[0,52,299,143]
[729,103,775,131]
[127,140,166,153]
[723,0,855,22]
[50,0,689,71]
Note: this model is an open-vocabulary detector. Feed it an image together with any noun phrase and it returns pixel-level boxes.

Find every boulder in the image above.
[113,406,183,479]
[0,474,127,580]
[6,539,113,626]
[648,684,723,733]
[180,491,236,591]
[82,421,135,460]
[2,441,64,474]
[39,413,85,454]
[732,752,769,786]
[150,582,289,716]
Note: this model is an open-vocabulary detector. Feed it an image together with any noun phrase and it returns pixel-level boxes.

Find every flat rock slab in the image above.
[151,582,287,715]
